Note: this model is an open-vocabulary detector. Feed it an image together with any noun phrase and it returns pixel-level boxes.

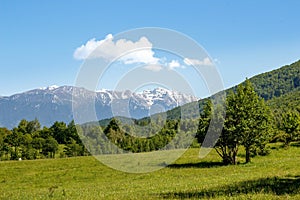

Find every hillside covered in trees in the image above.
[249,60,300,100]
[267,87,300,114]
[163,59,300,120]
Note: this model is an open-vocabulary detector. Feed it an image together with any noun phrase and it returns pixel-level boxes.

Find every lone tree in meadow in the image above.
[199,80,272,164]
[225,80,271,163]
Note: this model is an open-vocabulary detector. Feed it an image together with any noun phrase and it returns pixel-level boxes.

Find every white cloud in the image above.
[121,49,159,65]
[183,57,213,66]
[73,34,159,65]
[73,34,113,60]
[143,59,187,72]
[168,60,180,69]
[143,65,163,72]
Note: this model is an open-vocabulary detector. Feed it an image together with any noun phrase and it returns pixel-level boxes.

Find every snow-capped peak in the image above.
[135,87,198,107]
[96,89,109,93]
[40,85,60,91]
[48,85,59,90]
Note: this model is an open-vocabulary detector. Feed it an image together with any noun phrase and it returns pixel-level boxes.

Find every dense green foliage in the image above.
[267,87,300,115]
[249,60,300,100]
[225,80,271,163]
[0,119,87,161]
[80,117,198,155]
[276,111,300,146]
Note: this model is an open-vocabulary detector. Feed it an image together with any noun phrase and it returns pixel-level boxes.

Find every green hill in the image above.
[166,59,300,119]
[243,59,300,100]
[267,87,300,114]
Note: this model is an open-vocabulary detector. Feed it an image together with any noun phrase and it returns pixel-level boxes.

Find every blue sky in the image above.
[1,0,300,97]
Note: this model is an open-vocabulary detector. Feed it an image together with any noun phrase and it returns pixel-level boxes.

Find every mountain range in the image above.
[0,86,198,129]
[1,59,300,129]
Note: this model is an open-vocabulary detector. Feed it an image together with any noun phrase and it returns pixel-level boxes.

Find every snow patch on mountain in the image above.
[40,85,59,91]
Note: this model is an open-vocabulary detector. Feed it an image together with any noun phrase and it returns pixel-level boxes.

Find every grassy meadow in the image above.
[1,144,300,199]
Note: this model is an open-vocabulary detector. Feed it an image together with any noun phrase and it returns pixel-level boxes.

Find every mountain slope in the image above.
[267,87,300,114]
[155,59,300,121]
[239,60,300,100]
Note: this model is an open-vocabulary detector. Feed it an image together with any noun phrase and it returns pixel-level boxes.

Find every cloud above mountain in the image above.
[73,34,159,65]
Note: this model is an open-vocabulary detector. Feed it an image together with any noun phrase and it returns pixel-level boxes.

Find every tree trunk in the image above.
[284,137,291,148]
[232,151,237,165]
[245,146,251,163]
[232,145,238,165]
[222,155,231,165]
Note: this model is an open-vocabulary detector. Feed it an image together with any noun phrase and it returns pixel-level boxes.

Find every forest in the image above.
[0,119,88,160]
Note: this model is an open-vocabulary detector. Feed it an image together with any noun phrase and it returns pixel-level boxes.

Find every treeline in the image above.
[0,119,88,160]
[79,118,199,155]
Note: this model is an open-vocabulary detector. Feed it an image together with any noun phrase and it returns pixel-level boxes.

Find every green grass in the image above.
[1,144,300,199]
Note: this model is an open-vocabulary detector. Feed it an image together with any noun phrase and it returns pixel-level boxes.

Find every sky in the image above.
[1,0,300,97]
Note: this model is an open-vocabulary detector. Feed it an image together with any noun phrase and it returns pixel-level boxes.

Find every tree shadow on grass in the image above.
[167,161,226,169]
[291,142,300,147]
[160,176,300,199]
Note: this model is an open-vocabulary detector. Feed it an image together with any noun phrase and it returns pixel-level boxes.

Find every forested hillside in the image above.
[244,59,300,100]
[267,87,300,113]
[164,59,300,120]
